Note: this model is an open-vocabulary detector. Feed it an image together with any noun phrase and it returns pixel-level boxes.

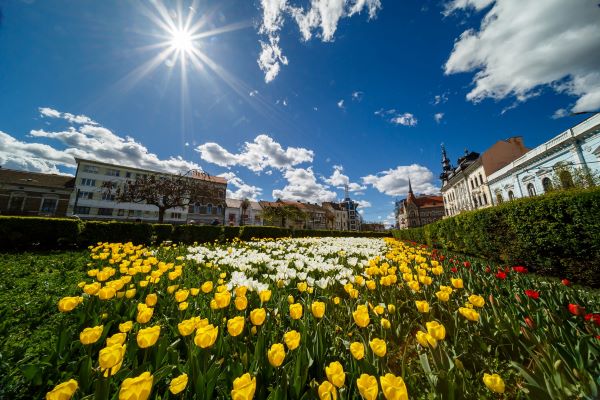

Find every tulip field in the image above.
[1,237,599,400]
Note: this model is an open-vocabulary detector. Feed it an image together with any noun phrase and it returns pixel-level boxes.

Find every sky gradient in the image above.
[1,0,599,225]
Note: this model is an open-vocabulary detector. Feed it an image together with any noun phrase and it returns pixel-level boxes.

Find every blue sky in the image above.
[1,0,599,225]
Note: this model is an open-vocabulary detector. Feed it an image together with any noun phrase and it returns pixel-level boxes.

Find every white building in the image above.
[488,113,600,203]
[225,198,263,226]
[68,158,227,224]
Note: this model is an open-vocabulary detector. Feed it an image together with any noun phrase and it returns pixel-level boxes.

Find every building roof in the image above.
[0,168,75,189]
[74,157,227,184]
[226,198,262,210]
[405,194,443,208]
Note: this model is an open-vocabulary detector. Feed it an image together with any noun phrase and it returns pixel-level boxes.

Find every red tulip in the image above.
[568,304,585,316]
[524,290,539,299]
[451,267,457,273]
[512,266,528,274]
[524,316,535,328]
[485,266,491,273]
[463,261,471,268]
[561,279,570,286]
[496,271,507,280]
[585,313,600,327]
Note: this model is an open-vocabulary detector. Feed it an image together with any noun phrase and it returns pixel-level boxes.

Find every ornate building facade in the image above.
[396,179,444,229]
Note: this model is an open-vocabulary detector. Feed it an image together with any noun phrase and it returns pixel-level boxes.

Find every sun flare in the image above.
[169,28,194,53]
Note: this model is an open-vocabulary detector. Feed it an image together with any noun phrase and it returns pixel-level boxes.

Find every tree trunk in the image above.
[158,207,165,223]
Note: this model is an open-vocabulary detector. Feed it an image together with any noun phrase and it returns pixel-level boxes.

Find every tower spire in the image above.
[408,177,413,195]
[344,183,350,199]
[407,176,416,203]
[441,143,451,172]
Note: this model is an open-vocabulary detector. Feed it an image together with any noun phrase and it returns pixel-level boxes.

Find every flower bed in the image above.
[11,238,600,399]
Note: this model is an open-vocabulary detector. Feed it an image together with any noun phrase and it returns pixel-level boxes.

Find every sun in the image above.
[169,28,194,53]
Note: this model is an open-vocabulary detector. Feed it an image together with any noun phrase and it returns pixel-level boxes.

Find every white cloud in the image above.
[443,0,493,16]
[381,211,396,227]
[356,199,371,208]
[1,108,204,175]
[433,92,449,105]
[197,134,314,173]
[352,91,364,101]
[257,0,382,82]
[273,167,337,203]
[323,165,366,191]
[552,108,569,119]
[337,99,345,109]
[390,113,417,127]
[362,164,439,196]
[444,0,600,113]
[434,112,444,123]
[218,172,263,200]
[249,90,259,97]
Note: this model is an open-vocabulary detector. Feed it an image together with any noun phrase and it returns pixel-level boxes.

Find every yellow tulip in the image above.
[350,342,365,360]
[119,371,153,400]
[169,373,188,395]
[46,379,78,400]
[415,331,437,348]
[227,316,245,337]
[318,381,338,400]
[167,284,179,294]
[136,304,154,324]
[234,296,248,311]
[58,296,83,313]
[201,281,214,293]
[426,321,446,340]
[353,305,370,328]
[119,321,133,333]
[125,288,137,298]
[311,301,326,319]
[194,324,218,348]
[99,343,126,370]
[333,296,341,305]
[468,294,485,308]
[267,343,286,367]
[214,291,231,308]
[289,303,303,320]
[435,291,450,302]
[137,325,160,348]
[283,330,301,350]
[357,374,379,400]
[451,278,463,289]
[459,307,480,321]
[144,293,157,307]
[287,295,295,304]
[190,288,200,296]
[387,304,396,313]
[374,305,384,315]
[106,332,127,346]
[369,338,387,357]
[381,318,391,329]
[174,289,189,303]
[80,325,103,345]
[83,282,101,295]
[325,361,345,388]
[234,286,248,297]
[178,301,188,311]
[297,281,308,292]
[259,290,272,303]
[380,373,408,400]
[178,319,196,336]
[483,373,505,394]
[415,301,430,313]
[98,286,116,300]
[250,308,266,326]
[231,373,257,400]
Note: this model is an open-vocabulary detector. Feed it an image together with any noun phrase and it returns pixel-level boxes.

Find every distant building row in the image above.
[0,157,365,231]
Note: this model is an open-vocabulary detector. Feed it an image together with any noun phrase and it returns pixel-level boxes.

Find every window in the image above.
[559,170,574,189]
[128,210,135,217]
[170,212,182,219]
[527,183,536,197]
[78,190,94,200]
[508,190,515,201]
[542,177,553,192]
[229,213,236,222]
[98,208,113,216]
[479,173,483,185]
[482,193,487,205]
[40,198,58,214]
[82,165,99,173]
[125,171,132,178]
[105,169,120,177]
[74,206,91,215]
[473,197,479,207]
[81,178,96,186]
[8,193,25,212]
[117,209,125,216]
[135,210,142,217]
[101,192,116,201]
[206,204,212,214]
[217,205,222,215]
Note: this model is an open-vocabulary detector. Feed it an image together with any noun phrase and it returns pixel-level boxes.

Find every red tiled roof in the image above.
[413,195,443,208]
[0,168,75,189]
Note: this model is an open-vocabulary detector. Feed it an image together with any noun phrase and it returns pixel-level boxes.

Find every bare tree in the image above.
[103,171,222,223]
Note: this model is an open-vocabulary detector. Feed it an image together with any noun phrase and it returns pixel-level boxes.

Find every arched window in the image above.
[479,173,483,185]
[482,193,487,205]
[527,183,536,197]
[496,192,503,204]
[217,205,222,215]
[206,204,212,214]
[559,170,574,189]
[542,177,553,192]
[508,190,515,200]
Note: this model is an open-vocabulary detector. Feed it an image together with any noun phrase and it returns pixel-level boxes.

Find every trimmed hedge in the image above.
[0,217,391,250]
[79,221,154,246]
[0,216,81,249]
[393,188,600,286]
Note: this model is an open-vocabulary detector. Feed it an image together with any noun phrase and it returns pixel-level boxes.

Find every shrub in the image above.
[172,225,222,244]
[392,188,600,286]
[79,221,154,246]
[0,216,81,250]
[222,226,241,242]
[239,225,291,240]
[153,224,174,244]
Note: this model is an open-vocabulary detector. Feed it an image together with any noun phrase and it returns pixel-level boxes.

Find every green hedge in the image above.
[172,225,223,244]
[222,226,241,241]
[152,224,174,244]
[79,221,154,246]
[239,226,291,241]
[393,188,600,286]
[0,216,81,249]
